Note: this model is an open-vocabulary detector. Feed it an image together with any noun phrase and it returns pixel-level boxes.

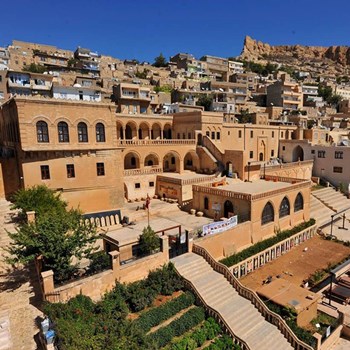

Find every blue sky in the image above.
[1,0,350,62]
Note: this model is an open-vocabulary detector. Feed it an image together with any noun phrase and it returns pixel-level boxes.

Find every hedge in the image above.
[135,291,195,332]
[204,334,237,350]
[166,317,221,350]
[108,263,184,312]
[220,219,315,267]
[148,307,205,348]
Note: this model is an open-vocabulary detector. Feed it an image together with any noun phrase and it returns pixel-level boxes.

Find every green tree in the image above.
[318,85,333,102]
[153,53,168,67]
[238,109,252,123]
[138,226,160,255]
[5,186,99,282]
[196,95,212,111]
[11,185,66,222]
[22,63,46,74]
[328,94,343,106]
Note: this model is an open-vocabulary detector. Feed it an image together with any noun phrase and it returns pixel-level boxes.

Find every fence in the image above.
[229,224,317,278]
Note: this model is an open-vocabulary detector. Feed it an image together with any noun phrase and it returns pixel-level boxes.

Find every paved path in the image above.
[0,200,43,350]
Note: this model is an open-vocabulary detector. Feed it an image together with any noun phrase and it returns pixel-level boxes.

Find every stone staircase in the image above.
[173,253,294,350]
[310,195,335,227]
[312,187,350,213]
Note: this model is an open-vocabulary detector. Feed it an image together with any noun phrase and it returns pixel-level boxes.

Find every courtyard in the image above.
[240,235,350,291]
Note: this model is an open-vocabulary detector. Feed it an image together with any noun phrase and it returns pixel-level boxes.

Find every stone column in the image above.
[109,250,120,280]
[122,127,126,140]
[26,211,36,223]
[160,235,169,254]
[41,270,54,299]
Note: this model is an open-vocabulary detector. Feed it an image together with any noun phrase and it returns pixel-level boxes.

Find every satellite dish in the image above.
[73,83,82,88]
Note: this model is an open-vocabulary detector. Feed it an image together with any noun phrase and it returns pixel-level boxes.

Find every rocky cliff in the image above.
[240,36,350,73]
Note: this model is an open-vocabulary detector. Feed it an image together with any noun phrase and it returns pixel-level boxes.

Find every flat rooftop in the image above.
[219,179,292,195]
[104,206,212,246]
[257,278,320,313]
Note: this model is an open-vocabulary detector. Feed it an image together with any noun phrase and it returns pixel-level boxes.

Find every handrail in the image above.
[202,136,224,162]
[192,244,314,350]
[116,139,196,146]
[174,270,251,350]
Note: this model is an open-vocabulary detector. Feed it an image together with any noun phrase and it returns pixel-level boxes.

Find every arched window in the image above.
[36,121,49,143]
[58,121,69,142]
[131,157,136,166]
[77,122,88,142]
[294,193,304,212]
[261,202,274,225]
[279,197,290,218]
[204,197,209,210]
[96,123,105,142]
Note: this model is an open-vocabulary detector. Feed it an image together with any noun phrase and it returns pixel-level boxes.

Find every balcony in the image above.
[117,139,196,147]
[123,166,162,176]
[8,79,31,89]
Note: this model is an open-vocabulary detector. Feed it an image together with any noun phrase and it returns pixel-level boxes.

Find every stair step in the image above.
[173,253,294,349]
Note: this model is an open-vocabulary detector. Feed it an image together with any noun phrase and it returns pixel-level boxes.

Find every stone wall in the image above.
[41,236,169,303]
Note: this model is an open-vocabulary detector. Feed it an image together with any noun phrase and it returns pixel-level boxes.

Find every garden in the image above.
[44,263,241,350]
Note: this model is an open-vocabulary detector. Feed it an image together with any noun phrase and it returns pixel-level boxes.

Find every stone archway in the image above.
[197,133,203,146]
[125,122,137,139]
[163,151,180,173]
[292,146,304,162]
[163,124,172,139]
[224,200,234,218]
[138,122,150,139]
[144,153,160,167]
[183,151,199,171]
[124,151,140,169]
[151,123,162,139]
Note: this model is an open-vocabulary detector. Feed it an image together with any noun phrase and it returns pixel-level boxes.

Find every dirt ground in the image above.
[240,235,350,291]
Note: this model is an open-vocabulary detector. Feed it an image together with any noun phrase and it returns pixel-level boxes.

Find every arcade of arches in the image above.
[123,150,199,173]
[117,120,173,140]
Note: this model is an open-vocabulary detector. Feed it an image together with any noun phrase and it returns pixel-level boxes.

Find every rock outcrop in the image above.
[240,36,350,73]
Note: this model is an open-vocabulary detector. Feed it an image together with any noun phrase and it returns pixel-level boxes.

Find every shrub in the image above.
[204,335,235,350]
[88,251,111,274]
[166,317,221,350]
[138,226,160,255]
[147,262,184,295]
[220,219,315,267]
[149,307,205,348]
[124,280,158,312]
[135,291,195,332]
[264,300,316,348]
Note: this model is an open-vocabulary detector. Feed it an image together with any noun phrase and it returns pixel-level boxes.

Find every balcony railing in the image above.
[123,166,162,176]
[117,139,196,146]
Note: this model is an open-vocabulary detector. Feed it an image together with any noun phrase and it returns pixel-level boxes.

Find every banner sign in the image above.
[202,215,238,236]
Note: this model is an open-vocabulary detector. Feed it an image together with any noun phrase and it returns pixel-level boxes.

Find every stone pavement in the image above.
[330,337,350,350]
[0,200,43,350]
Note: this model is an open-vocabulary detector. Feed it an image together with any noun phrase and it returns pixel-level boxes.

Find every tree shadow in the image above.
[0,265,30,292]
[0,263,44,310]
